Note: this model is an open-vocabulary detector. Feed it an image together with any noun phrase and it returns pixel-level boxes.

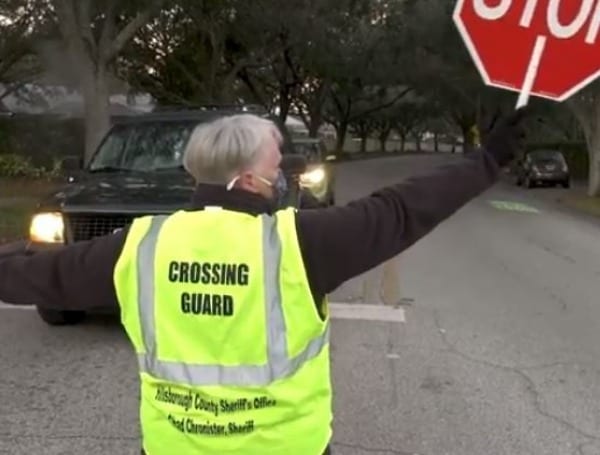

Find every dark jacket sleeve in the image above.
[0,228,128,310]
[296,151,501,297]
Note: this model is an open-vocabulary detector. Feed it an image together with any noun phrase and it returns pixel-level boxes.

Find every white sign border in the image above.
[452,0,600,102]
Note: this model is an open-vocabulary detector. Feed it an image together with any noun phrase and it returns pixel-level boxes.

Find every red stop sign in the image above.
[454,0,600,103]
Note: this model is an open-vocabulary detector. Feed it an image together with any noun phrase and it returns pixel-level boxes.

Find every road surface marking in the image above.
[489,200,540,213]
[328,302,406,322]
[0,302,34,310]
[0,301,406,322]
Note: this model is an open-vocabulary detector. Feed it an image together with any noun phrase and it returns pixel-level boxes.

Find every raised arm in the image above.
[296,109,526,297]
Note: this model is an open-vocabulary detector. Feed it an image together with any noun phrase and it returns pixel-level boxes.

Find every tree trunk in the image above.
[335,122,348,153]
[589,153,600,197]
[379,129,390,153]
[278,91,291,123]
[568,96,600,196]
[81,67,111,164]
[307,90,327,138]
[433,132,439,152]
[308,112,322,138]
[400,135,406,153]
[460,124,470,152]
[379,137,386,153]
[360,134,367,154]
[415,133,422,152]
[585,131,600,197]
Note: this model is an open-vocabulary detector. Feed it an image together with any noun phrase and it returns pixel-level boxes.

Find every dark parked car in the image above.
[25,106,313,326]
[292,137,336,206]
[515,149,570,188]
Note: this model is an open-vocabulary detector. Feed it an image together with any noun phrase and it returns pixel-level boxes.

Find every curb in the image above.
[332,150,461,163]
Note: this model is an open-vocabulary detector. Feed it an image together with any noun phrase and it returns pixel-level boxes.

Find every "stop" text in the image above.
[473,0,600,44]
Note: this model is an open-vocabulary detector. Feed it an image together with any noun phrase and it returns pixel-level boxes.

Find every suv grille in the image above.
[66,214,136,242]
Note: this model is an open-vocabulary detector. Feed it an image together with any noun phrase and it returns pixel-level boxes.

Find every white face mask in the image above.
[226,170,288,202]
[226,175,241,191]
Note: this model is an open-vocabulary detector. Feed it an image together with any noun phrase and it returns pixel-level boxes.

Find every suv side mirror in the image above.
[62,156,83,171]
[281,154,307,176]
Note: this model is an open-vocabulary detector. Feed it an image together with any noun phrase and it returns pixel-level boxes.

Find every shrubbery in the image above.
[0,153,63,179]
[0,114,84,170]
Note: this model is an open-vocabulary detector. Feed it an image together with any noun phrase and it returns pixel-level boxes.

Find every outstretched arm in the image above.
[0,230,128,310]
[297,151,500,296]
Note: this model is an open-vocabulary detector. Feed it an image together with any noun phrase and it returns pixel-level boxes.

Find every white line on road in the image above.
[0,302,34,310]
[0,302,406,322]
[329,302,406,322]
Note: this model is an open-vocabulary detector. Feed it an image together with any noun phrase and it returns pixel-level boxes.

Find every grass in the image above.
[0,204,35,242]
[562,194,600,218]
[0,177,60,198]
[0,178,59,243]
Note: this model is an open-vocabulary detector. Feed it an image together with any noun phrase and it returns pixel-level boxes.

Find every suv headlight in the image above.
[300,167,326,187]
[30,212,65,243]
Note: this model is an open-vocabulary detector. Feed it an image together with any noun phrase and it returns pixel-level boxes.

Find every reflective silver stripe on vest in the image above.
[135,214,330,387]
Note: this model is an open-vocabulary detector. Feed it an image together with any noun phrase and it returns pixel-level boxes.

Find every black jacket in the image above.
[0,152,500,309]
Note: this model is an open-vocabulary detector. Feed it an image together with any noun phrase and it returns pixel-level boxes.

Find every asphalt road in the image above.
[1,154,600,455]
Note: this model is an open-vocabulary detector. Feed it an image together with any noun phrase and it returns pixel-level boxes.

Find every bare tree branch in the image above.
[349,87,412,122]
[104,5,160,63]
[0,81,26,101]
[98,0,118,56]
[52,0,81,48]
[77,0,97,59]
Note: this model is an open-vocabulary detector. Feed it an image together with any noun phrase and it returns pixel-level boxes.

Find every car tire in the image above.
[562,180,570,189]
[36,306,87,326]
[525,176,534,188]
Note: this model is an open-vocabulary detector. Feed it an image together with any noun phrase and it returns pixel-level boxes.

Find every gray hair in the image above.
[182,114,283,184]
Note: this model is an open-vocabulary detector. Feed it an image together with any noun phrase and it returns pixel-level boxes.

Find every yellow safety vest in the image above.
[113,207,332,455]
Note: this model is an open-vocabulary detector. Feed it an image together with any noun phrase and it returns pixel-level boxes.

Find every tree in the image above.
[319,10,412,151]
[235,0,363,123]
[567,84,600,196]
[523,98,583,143]
[292,0,372,136]
[388,96,428,153]
[370,108,395,153]
[49,0,164,162]
[403,0,515,150]
[0,0,49,102]
[122,0,255,106]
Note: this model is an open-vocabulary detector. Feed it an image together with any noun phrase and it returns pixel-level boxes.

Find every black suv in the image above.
[292,136,336,206]
[515,149,571,188]
[26,106,331,325]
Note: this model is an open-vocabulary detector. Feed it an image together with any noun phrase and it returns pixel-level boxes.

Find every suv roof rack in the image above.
[152,104,268,114]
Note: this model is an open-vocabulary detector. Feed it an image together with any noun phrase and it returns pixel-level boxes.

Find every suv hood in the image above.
[40,171,196,213]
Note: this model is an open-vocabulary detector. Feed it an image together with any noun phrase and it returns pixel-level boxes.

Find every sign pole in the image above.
[516,35,547,108]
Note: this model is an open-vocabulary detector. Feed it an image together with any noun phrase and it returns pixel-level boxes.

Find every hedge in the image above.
[0,114,593,182]
[0,114,84,168]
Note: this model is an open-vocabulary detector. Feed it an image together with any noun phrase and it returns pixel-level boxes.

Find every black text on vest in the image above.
[181,293,234,317]
[169,261,250,286]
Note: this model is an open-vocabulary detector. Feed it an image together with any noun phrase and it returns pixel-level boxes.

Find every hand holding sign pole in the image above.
[454,0,600,109]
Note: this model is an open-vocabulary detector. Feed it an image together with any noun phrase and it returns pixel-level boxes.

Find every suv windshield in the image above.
[293,141,325,164]
[529,150,565,162]
[89,121,195,172]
